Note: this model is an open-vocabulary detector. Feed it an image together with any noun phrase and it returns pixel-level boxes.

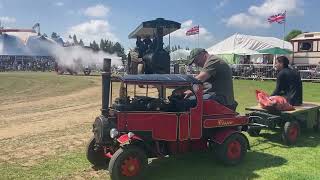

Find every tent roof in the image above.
[0,33,60,56]
[0,34,29,55]
[25,35,58,56]
[291,32,320,41]
[120,74,201,85]
[170,49,190,61]
[128,18,181,39]
[207,33,292,55]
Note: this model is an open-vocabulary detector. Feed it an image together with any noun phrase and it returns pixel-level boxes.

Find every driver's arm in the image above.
[195,71,210,82]
[184,72,210,98]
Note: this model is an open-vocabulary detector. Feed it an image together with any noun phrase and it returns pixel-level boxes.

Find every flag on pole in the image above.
[268,11,286,24]
[186,25,199,36]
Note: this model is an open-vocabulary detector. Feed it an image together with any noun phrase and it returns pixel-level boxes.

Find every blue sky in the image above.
[0,0,319,50]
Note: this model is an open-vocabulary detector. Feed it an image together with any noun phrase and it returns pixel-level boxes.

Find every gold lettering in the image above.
[218,120,234,126]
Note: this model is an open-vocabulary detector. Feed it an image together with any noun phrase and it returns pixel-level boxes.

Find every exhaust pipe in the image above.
[101,58,111,116]
[173,63,179,74]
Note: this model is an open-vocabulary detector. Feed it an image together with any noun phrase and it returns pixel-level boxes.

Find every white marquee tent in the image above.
[206,33,292,64]
[170,49,190,61]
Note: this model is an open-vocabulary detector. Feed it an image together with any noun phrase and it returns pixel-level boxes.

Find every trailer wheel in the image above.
[86,136,109,166]
[216,133,248,166]
[247,128,261,137]
[109,145,147,180]
[282,121,300,145]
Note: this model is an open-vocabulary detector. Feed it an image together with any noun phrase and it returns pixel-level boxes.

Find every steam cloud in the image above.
[0,33,123,69]
[51,45,123,69]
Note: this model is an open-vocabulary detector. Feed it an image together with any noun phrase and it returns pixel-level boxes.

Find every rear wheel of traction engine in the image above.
[86,136,109,166]
[282,121,300,145]
[216,133,248,166]
[56,69,64,75]
[83,69,91,76]
[109,145,147,180]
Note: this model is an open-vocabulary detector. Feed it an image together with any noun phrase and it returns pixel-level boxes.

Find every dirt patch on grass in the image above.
[0,79,102,168]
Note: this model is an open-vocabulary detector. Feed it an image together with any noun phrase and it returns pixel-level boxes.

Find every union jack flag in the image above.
[268,11,286,24]
[186,25,199,36]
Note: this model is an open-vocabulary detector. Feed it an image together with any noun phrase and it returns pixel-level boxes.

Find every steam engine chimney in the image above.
[101,58,111,116]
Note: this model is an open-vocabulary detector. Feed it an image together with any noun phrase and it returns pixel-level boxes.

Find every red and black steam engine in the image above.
[86,58,250,180]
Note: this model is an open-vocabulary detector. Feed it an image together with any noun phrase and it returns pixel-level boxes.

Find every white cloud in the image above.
[226,13,270,29]
[54,2,64,6]
[248,0,303,17]
[171,20,214,42]
[0,16,16,24]
[84,4,110,17]
[225,0,304,29]
[66,20,118,45]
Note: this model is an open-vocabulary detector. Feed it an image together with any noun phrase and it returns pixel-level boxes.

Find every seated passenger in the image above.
[271,56,302,106]
[143,36,152,51]
[136,36,146,58]
[184,48,237,110]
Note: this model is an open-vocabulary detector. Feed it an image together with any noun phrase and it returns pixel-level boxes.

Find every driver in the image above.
[184,48,237,110]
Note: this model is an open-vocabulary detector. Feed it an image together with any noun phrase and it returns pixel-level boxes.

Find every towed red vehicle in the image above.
[87,58,250,180]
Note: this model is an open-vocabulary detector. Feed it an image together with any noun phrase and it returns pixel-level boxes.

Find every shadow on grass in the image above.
[145,150,287,180]
[254,129,320,148]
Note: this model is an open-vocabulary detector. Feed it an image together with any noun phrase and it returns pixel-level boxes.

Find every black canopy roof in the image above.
[128,18,181,39]
[118,74,202,85]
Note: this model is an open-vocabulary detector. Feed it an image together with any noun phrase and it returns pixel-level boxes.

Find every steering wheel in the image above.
[169,88,187,102]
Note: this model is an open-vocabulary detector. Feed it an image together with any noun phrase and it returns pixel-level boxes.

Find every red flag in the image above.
[268,11,286,24]
[186,25,199,36]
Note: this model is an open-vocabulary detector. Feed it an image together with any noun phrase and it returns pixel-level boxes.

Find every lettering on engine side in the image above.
[217,119,234,126]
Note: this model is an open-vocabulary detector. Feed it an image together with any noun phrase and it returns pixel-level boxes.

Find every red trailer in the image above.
[87,59,250,180]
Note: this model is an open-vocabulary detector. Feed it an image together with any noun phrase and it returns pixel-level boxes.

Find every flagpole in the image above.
[283,11,286,48]
[197,25,199,48]
[169,33,171,52]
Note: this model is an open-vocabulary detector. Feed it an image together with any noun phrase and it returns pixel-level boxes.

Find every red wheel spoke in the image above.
[288,125,298,142]
[121,156,141,177]
[227,140,241,160]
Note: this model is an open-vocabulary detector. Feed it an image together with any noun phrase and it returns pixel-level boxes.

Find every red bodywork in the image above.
[115,83,248,153]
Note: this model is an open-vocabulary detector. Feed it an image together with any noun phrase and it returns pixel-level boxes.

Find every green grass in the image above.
[1,72,320,180]
[0,72,98,104]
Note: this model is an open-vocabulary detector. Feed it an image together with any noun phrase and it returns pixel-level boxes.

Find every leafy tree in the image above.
[285,29,303,41]
[114,42,126,58]
[73,34,79,45]
[91,40,99,51]
[79,39,84,46]
[51,32,58,39]
[100,39,105,50]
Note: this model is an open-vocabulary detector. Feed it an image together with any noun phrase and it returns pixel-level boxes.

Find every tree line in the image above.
[50,32,127,63]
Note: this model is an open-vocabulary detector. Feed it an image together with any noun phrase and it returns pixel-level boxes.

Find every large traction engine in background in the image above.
[127,18,181,75]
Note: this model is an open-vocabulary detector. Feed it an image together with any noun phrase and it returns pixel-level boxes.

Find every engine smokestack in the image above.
[101,58,111,116]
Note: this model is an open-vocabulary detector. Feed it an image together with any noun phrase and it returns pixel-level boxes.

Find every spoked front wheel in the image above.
[215,133,248,166]
[108,145,147,180]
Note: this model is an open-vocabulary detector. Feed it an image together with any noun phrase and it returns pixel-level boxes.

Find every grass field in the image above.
[0,72,320,180]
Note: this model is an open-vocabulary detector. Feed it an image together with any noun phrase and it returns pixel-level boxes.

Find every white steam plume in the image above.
[0,34,123,70]
[51,45,123,69]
